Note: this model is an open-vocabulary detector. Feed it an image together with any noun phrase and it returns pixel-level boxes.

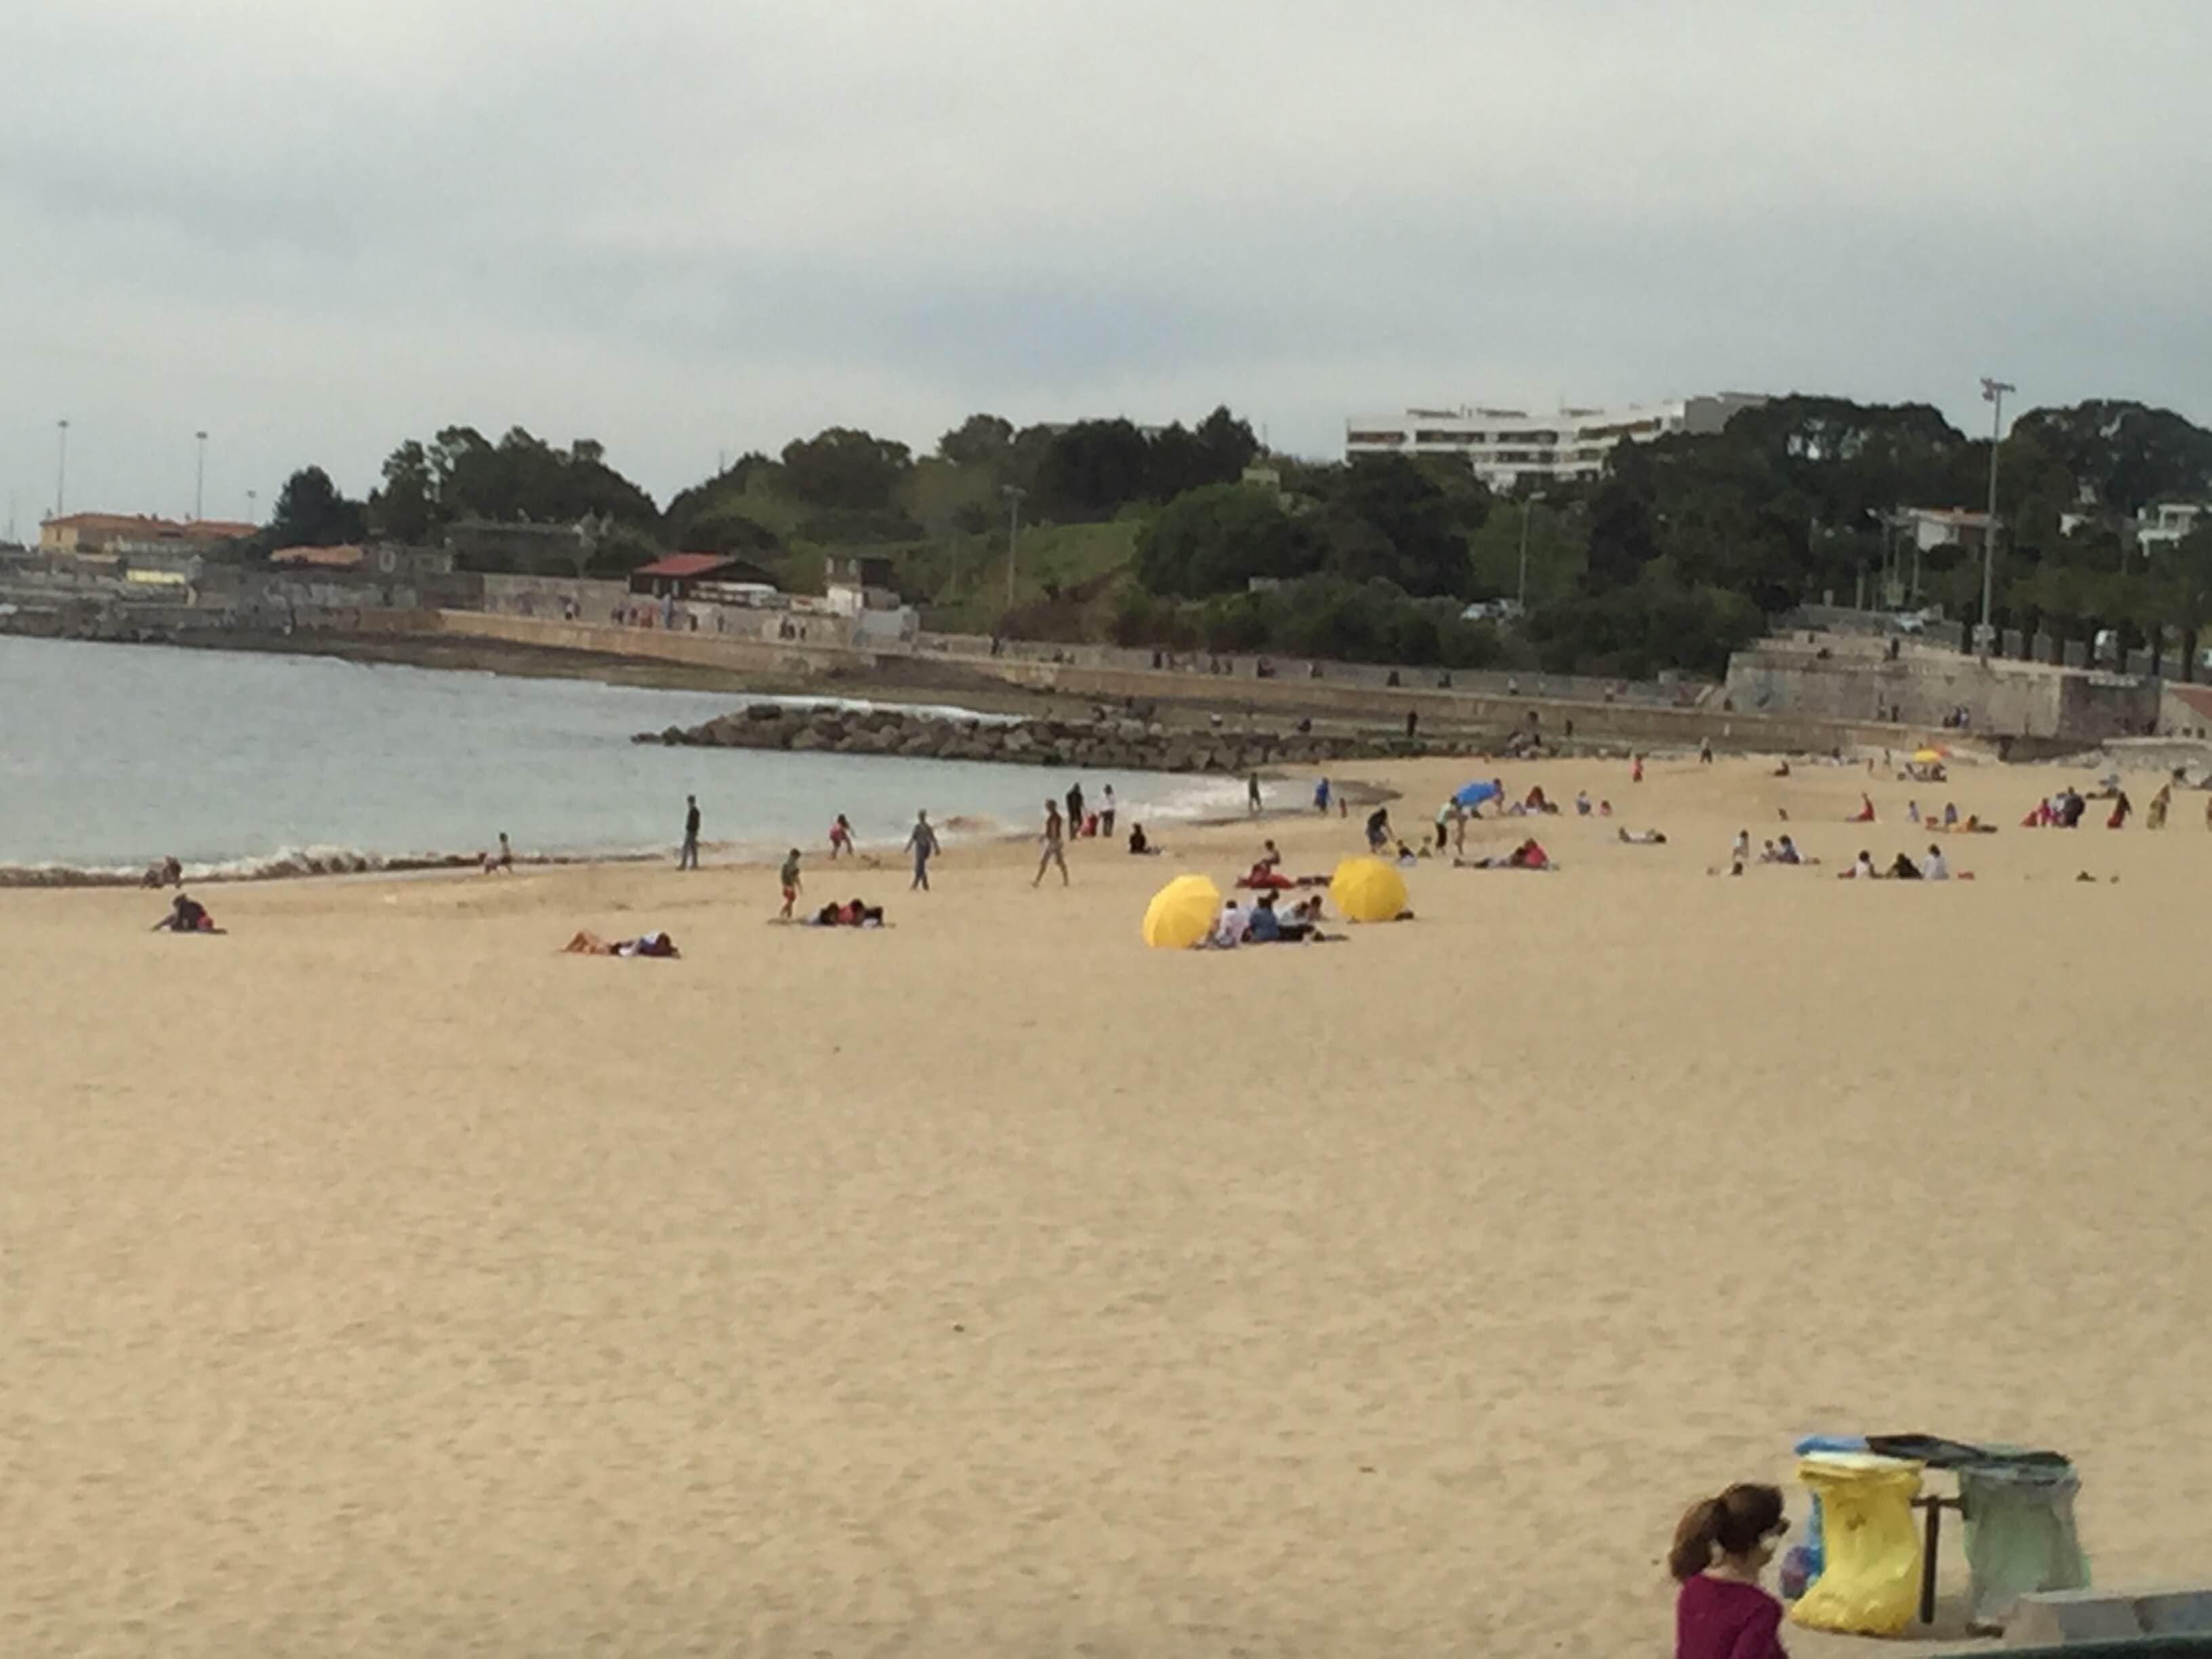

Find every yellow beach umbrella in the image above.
[1141,874,1223,949]
[1913,747,1945,763]
[1330,856,1408,924]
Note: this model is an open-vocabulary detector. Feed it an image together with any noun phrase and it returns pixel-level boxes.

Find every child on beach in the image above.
[829,814,854,859]
[1670,1483,1790,1659]
[779,848,803,919]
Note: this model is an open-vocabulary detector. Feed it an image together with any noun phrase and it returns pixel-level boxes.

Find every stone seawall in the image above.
[640,703,1435,773]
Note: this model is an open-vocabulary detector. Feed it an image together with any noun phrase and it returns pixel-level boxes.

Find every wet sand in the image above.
[7,755,2210,1656]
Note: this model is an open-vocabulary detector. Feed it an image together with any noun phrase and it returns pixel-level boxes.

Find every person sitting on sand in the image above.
[1888,851,1923,880]
[1756,839,1780,863]
[1776,835,1809,865]
[1618,827,1668,845]
[1207,899,1246,949]
[1771,758,1791,778]
[1246,890,1282,943]
[1850,792,1876,822]
[1258,838,1283,872]
[1576,790,1593,816]
[152,893,222,933]
[1127,823,1160,855]
[1923,844,1950,880]
[1671,1483,1790,1659]
[1394,841,1420,866]
[1839,850,1877,880]
[1599,799,1614,817]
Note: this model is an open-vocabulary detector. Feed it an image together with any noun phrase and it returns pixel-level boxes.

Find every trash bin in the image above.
[1959,1458,2089,1630]
[1791,1452,1925,1637]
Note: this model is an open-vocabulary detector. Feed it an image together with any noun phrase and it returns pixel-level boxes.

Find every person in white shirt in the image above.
[1208,901,1246,949]
[1841,851,1877,880]
[1922,844,1950,880]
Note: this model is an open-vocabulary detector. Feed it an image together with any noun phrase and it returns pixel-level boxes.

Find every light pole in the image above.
[246,489,258,525]
[1002,485,1025,609]
[1516,495,1533,610]
[1979,376,2013,654]
[193,430,208,520]
[54,419,69,518]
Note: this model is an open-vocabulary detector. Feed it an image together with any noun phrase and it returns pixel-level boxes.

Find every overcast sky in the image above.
[5,0,2209,529]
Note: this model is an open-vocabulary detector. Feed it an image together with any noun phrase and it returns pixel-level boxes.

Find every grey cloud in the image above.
[5,0,2210,516]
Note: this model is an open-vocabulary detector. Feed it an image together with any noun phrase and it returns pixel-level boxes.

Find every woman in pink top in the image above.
[1670,1483,1790,1659]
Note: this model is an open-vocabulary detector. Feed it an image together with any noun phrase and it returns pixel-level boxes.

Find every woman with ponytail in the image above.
[1671,1483,1790,1659]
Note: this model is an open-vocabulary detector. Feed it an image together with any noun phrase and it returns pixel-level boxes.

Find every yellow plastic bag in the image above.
[1791,1453,1924,1636]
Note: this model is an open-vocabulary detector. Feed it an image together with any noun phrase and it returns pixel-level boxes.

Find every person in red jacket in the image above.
[1670,1483,1790,1659]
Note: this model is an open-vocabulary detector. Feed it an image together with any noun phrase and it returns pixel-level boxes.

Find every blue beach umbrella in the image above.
[1452,779,1503,808]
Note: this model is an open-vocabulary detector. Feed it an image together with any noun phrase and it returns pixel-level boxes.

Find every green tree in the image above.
[1325,453,1487,597]
[367,441,436,542]
[266,465,367,548]
[779,428,912,510]
[936,413,1015,468]
[2013,400,2212,515]
[2150,525,2212,680]
[1134,482,1317,596]
[1034,419,1154,519]
[1583,440,1661,592]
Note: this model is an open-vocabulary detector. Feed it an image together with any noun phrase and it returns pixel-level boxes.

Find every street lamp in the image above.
[54,418,69,518]
[246,488,258,525]
[1516,494,1534,610]
[194,430,208,521]
[1002,485,1025,609]
[1979,376,2013,653]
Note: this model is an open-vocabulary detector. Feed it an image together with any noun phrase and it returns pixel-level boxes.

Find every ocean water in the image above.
[0,637,1248,878]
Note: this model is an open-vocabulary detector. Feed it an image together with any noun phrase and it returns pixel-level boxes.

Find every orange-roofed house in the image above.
[39,513,253,555]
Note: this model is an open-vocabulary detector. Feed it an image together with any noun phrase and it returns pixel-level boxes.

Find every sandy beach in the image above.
[8,752,2211,1656]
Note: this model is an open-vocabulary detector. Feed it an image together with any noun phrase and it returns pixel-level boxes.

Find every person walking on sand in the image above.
[1033,800,1069,887]
[779,848,803,918]
[1632,754,1645,784]
[1066,781,1086,840]
[828,813,854,859]
[1700,736,1714,765]
[1099,784,1117,838]
[679,794,701,869]
[1248,773,1263,815]
[1314,777,1331,815]
[905,810,939,891]
[1671,1483,1790,1659]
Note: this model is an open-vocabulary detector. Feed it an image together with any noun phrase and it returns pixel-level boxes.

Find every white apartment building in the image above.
[2135,502,2206,557]
[1344,394,1766,489]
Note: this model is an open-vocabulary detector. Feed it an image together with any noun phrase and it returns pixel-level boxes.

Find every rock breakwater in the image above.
[638,703,1435,773]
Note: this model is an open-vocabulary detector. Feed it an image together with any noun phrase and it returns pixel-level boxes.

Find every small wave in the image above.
[0,844,634,889]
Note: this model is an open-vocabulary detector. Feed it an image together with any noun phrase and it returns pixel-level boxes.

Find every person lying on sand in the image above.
[1618,827,1668,845]
[563,930,679,957]
[1456,838,1553,870]
[152,893,223,933]
[802,899,885,928]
